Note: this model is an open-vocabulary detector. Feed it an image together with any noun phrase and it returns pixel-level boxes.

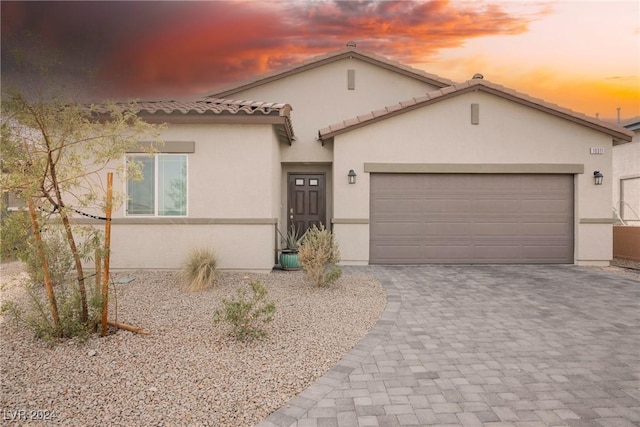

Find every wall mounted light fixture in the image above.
[593,171,603,185]
[348,169,357,184]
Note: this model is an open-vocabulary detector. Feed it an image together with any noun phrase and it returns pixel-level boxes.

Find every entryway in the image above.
[287,173,326,233]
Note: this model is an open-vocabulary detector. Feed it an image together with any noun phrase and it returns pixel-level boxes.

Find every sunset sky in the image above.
[2,0,638,121]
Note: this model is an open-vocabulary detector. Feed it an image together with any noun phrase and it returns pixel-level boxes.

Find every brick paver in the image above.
[257,265,640,426]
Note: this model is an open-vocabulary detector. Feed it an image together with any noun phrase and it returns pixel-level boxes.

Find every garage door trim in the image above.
[364,163,584,174]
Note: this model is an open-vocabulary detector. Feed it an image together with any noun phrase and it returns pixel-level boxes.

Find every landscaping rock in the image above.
[0,265,386,427]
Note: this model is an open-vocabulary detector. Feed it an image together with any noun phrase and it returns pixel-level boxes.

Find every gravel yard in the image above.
[0,263,386,426]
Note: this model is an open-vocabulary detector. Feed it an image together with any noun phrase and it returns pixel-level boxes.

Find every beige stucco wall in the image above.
[100,123,282,272]
[332,91,616,265]
[225,57,443,164]
[612,132,640,225]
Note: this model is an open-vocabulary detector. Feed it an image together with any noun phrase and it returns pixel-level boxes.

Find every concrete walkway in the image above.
[256,265,640,427]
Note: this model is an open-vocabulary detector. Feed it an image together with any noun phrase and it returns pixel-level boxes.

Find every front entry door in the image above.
[288,173,326,234]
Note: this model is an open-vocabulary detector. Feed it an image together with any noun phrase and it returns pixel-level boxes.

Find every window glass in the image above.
[127,154,187,216]
[127,156,154,215]
[158,155,187,216]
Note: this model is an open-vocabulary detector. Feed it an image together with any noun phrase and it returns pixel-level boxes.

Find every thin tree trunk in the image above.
[27,198,62,336]
[45,149,89,323]
[59,210,89,323]
[94,249,101,295]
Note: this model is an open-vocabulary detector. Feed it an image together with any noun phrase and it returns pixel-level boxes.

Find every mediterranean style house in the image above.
[98,44,634,271]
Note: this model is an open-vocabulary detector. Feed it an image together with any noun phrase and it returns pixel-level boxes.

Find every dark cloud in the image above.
[1,1,546,100]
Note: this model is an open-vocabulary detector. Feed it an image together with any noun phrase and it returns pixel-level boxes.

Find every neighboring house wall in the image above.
[612,126,640,225]
[332,90,616,265]
[105,123,283,271]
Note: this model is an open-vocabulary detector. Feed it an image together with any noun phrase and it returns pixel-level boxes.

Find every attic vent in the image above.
[472,73,484,80]
[346,41,356,47]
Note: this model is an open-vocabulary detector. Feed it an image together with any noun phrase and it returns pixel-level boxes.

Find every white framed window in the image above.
[126,154,187,216]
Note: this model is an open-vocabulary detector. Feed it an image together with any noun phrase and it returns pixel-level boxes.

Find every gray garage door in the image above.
[370,174,574,264]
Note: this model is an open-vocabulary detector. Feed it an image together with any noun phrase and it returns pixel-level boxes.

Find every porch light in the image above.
[593,171,603,185]
[348,169,357,184]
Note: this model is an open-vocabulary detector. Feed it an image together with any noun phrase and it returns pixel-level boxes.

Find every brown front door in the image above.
[288,173,326,234]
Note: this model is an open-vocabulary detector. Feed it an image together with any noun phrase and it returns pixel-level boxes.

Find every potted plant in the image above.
[278,224,304,270]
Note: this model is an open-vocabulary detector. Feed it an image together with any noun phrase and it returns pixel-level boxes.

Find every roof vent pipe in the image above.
[472,73,484,80]
[346,41,357,47]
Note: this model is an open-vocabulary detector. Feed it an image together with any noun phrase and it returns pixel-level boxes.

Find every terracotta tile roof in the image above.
[318,79,634,144]
[95,98,291,117]
[207,46,456,98]
[93,98,295,144]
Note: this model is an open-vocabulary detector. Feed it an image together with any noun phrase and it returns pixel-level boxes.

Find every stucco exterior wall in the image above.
[226,58,443,163]
[102,123,282,272]
[612,136,640,225]
[332,91,616,265]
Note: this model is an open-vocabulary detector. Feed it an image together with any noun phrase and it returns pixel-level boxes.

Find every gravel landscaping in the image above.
[0,263,386,426]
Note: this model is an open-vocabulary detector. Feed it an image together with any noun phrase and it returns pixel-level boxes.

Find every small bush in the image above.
[178,247,218,292]
[298,224,342,287]
[213,280,275,341]
[1,209,31,262]
[2,279,104,344]
[1,214,74,286]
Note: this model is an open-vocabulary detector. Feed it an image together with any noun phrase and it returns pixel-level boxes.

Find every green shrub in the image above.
[2,279,104,344]
[213,280,275,341]
[298,224,342,287]
[26,228,75,286]
[178,247,218,292]
[0,210,77,285]
[0,209,31,262]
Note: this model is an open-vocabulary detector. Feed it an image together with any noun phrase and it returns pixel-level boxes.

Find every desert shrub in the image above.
[178,247,218,292]
[24,227,75,286]
[2,279,104,344]
[213,280,275,341]
[0,209,31,262]
[298,224,342,287]
[0,300,22,326]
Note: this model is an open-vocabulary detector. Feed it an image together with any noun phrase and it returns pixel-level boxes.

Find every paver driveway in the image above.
[257,265,640,427]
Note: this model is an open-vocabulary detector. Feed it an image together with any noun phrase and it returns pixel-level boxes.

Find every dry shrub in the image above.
[178,247,218,292]
[298,224,342,287]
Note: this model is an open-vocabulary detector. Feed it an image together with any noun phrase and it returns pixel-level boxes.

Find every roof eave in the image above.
[318,82,634,143]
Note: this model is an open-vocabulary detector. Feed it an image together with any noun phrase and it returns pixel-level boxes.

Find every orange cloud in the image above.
[98,1,545,98]
[495,68,639,121]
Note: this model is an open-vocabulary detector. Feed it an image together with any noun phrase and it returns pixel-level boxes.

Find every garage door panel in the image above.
[473,245,522,261]
[374,221,423,236]
[370,244,421,262]
[473,199,521,213]
[424,245,473,260]
[529,247,573,259]
[370,174,573,264]
[524,222,572,235]
[473,221,520,236]
[522,199,571,213]
[424,222,471,236]
[373,198,423,214]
